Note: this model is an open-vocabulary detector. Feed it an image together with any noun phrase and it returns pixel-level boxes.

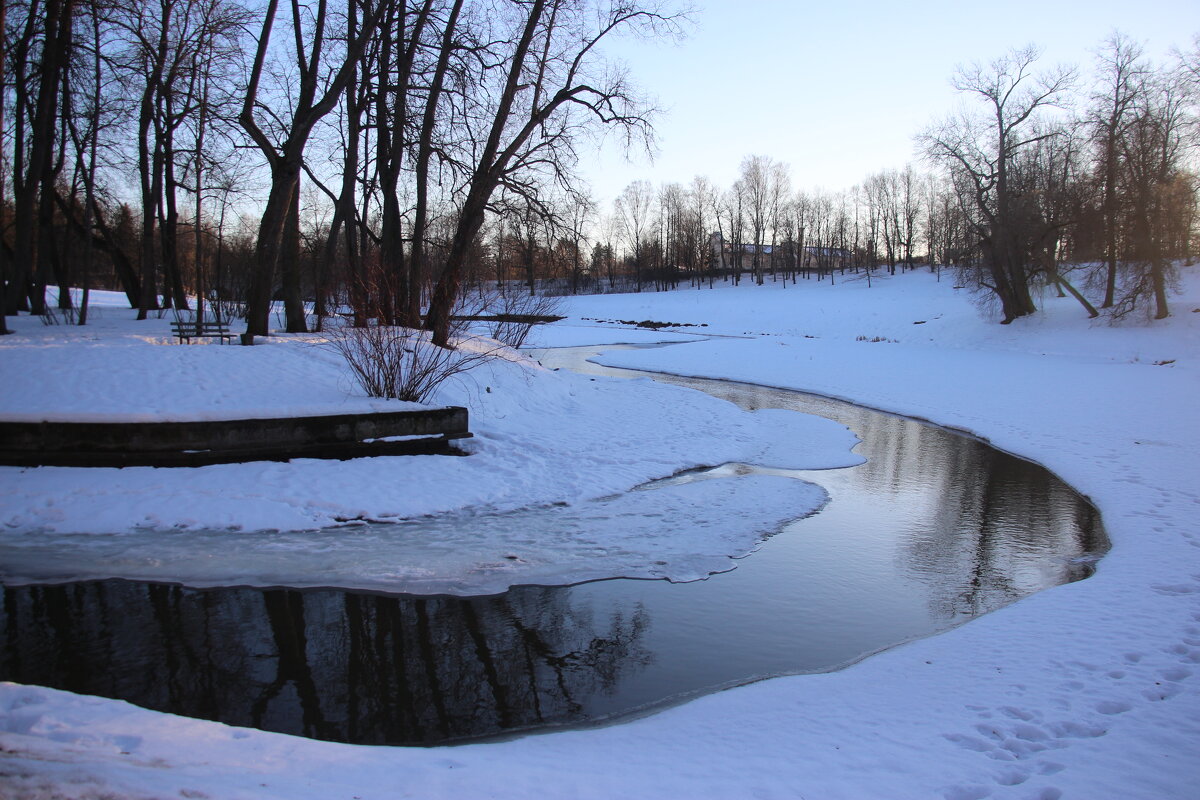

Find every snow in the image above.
[0,302,854,562]
[3,268,1200,799]
[0,475,828,595]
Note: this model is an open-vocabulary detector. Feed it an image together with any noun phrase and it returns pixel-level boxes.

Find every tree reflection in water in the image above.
[621,364,1106,632]
[0,581,652,745]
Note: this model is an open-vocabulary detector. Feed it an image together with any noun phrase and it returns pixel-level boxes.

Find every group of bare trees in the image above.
[597,158,955,294]
[924,38,1198,322]
[586,35,1198,322]
[1,13,1196,340]
[0,0,687,341]
[0,0,253,335]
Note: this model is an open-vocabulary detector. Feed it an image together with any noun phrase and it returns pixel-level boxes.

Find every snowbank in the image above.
[2,269,1199,799]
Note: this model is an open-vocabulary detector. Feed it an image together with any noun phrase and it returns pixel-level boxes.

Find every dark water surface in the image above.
[0,346,1107,745]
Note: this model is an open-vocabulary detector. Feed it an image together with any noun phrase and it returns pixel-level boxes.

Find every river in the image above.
[0,346,1106,745]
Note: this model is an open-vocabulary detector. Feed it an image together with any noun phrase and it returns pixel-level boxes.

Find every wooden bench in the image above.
[171,318,233,344]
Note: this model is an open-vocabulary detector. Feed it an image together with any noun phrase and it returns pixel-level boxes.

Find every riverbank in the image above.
[3,267,1199,798]
[0,299,853,591]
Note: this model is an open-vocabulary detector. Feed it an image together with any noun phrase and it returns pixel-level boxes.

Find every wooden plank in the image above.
[0,407,472,466]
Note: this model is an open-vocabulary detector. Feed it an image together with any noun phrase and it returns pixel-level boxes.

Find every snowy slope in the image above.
[2,268,1199,799]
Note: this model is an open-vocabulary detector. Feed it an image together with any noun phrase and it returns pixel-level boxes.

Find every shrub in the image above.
[456,287,564,349]
[324,323,498,404]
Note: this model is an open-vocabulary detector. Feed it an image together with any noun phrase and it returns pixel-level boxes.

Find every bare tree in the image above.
[239,0,385,341]
[564,191,595,293]
[424,0,687,347]
[311,0,374,329]
[614,179,654,290]
[736,154,778,283]
[1025,119,1098,316]
[688,175,716,286]
[765,159,790,280]
[899,164,920,270]
[723,180,746,281]
[9,0,77,318]
[791,190,810,278]
[404,0,465,325]
[1113,65,1195,319]
[62,0,110,325]
[117,0,173,318]
[923,45,1075,323]
[1089,32,1147,308]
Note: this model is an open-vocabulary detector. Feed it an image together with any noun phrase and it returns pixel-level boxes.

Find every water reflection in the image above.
[0,582,652,745]
[540,347,1106,621]
[0,347,1107,745]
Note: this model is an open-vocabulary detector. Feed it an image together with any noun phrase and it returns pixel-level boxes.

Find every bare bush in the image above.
[456,287,564,349]
[324,323,499,404]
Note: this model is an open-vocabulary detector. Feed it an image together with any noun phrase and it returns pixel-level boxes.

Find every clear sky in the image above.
[581,0,1198,209]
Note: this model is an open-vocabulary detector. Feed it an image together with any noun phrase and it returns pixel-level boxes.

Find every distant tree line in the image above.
[588,34,1199,321]
[0,0,687,340]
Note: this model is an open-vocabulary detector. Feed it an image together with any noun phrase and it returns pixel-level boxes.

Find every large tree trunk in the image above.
[0,0,8,333]
[161,124,188,312]
[245,164,300,339]
[136,125,162,320]
[408,0,461,328]
[280,175,307,332]
[427,192,489,347]
[1151,259,1169,319]
[375,1,436,328]
[135,1,170,320]
[1056,273,1099,318]
[38,173,67,310]
[324,116,361,327]
[425,1,548,347]
[1102,134,1119,309]
[13,0,73,318]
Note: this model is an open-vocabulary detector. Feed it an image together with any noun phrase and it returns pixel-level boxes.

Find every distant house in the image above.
[708,233,771,269]
[800,246,852,270]
[709,233,851,271]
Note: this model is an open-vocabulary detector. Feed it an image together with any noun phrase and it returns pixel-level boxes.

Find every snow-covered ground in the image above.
[3,268,1199,798]
[0,298,854,591]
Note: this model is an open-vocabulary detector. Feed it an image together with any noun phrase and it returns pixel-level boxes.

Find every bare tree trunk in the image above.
[193,59,209,327]
[61,3,102,326]
[280,174,306,331]
[409,0,461,326]
[161,120,189,312]
[5,0,37,316]
[427,0,549,347]
[1055,274,1099,318]
[1151,258,1170,319]
[14,0,74,318]
[325,126,361,326]
[321,25,367,328]
[0,0,9,333]
[244,163,299,338]
[1101,134,1120,309]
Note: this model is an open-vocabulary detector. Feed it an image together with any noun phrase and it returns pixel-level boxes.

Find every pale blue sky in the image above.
[582,0,1197,208]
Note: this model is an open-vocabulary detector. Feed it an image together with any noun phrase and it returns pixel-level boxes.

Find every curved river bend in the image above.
[0,346,1107,746]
